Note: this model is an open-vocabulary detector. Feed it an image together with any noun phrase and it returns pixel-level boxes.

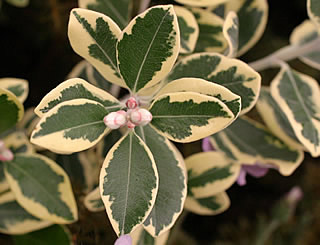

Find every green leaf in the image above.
[149,92,234,143]
[270,67,320,157]
[0,88,24,134]
[136,125,187,236]
[100,131,158,235]
[308,0,320,26]
[4,154,78,224]
[165,52,261,115]
[256,87,304,150]
[184,192,230,215]
[0,192,51,235]
[34,78,121,117]
[0,78,28,103]
[68,8,126,88]
[117,5,180,93]
[290,20,320,70]
[13,225,72,245]
[79,0,131,30]
[210,117,304,176]
[84,187,104,212]
[191,8,227,53]
[186,152,240,198]
[174,6,199,54]
[223,11,239,57]
[31,99,108,154]
[224,0,268,56]
[157,77,241,117]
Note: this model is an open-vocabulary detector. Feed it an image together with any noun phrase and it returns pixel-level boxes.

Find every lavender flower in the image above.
[237,163,270,186]
[114,235,132,245]
[202,137,273,186]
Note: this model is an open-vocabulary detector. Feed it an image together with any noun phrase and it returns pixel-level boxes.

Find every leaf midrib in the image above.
[132,8,171,92]
[121,133,132,235]
[5,158,70,219]
[284,69,318,149]
[224,130,259,156]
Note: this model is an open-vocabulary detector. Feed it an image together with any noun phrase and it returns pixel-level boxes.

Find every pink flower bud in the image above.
[126,121,136,129]
[0,149,14,162]
[104,110,127,129]
[130,108,152,126]
[126,97,138,109]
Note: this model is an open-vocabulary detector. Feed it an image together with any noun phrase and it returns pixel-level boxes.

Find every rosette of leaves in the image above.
[28,4,262,238]
[0,79,77,237]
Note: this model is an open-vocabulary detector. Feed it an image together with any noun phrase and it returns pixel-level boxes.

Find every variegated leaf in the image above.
[68,8,126,87]
[308,0,320,26]
[100,131,158,235]
[16,107,40,137]
[5,0,29,7]
[186,152,240,198]
[165,52,261,115]
[34,78,121,117]
[157,78,241,117]
[0,163,9,193]
[0,78,28,103]
[210,117,304,176]
[223,11,239,57]
[78,0,131,30]
[174,0,230,7]
[4,153,78,224]
[174,6,199,54]
[136,125,187,237]
[131,225,170,245]
[256,87,304,150]
[31,99,109,154]
[117,5,180,93]
[56,151,99,194]
[13,225,72,245]
[191,8,227,53]
[4,131,34,154]
[0,192,52,235]
[224,0,268,56]
[68,60,114,93]
[0,88,24,134]
[97,129,123,162]
[149,92,234,143]
[84,187,104,212]
[290,20,320,70]
[270,67,320,157]
[184,192,230,215]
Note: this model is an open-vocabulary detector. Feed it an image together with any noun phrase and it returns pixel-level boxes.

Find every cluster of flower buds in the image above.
[0,140,14,162]
[103,97,152,129]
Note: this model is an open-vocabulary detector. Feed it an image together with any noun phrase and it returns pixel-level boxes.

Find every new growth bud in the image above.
[0,140,14,162]
[104,110,127,129]
[130,108,152,126]
[126,97,138,109]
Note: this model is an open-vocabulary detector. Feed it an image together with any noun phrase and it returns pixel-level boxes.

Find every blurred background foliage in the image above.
[1,0,320,244]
